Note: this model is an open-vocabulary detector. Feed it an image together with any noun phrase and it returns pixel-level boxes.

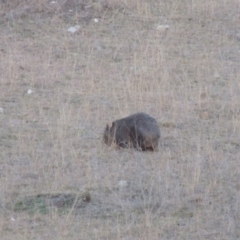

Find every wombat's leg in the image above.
[129,128,141,150]
[147,139,159,151]
[132,136,143,151]
[117,139,129,148]
[139,138,157,151]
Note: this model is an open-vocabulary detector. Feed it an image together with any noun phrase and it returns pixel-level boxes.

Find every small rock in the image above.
[118,180,128,188]
[27,89,33,95]
[94,18,99,23]
[67,25,80,34]
[156,24,169,31]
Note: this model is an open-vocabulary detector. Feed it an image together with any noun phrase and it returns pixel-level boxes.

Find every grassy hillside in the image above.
[0,0,240,239]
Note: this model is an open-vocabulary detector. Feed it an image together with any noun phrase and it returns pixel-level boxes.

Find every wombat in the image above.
[103,113,160,151]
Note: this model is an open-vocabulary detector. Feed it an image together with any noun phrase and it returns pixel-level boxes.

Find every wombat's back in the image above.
[127,113,160,150]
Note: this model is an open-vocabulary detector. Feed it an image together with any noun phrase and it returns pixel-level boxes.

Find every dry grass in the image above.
[0,0,240,239]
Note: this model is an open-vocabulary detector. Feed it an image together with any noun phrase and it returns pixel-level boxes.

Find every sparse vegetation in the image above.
[0,0,240,239]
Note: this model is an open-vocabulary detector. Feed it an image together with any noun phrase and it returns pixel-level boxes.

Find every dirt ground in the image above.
[0,0,240,239]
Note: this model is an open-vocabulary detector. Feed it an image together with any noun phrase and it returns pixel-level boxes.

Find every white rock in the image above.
[94,18,99,23]
[50,1,56,3]
[67,25,80,34]
[118,180,128,188]
[27,89,33,95]
[157,24,169,31]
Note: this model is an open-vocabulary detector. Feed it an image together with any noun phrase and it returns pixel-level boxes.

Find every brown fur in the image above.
[103,113,160,151]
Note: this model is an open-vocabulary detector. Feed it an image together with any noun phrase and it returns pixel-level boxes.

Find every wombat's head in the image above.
[103,122,116,146]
